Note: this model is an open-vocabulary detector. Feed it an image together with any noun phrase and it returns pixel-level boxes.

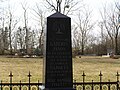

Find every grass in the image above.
[0,56,120,83]
[73,56,120,82]
[0,56,43,83]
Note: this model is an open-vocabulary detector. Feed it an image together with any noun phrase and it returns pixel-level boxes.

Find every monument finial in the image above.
[56,0,62,12]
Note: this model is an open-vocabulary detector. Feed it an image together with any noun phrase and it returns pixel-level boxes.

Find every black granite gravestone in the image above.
[44,12,74,90]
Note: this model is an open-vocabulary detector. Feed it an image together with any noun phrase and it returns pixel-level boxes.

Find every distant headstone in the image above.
[43,12,74,90]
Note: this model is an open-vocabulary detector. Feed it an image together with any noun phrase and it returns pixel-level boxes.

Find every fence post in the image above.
[82,71,86,90]
[116,71,119,90]
[19,80,21,90]
[73,80,76,89]
[28,71,32,90]
[1,80,2,90]
[92,80,94,90]
[9,71,13,90]
[99,71,102,90]
[38,80,39,90]
[108,79,110,90]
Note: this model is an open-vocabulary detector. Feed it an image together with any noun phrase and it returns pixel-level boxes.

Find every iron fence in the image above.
[73,71,120,90]
[0,71,42,90]
[0,71,120,90]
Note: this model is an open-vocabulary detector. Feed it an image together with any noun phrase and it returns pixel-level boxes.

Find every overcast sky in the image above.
[0,0,119,30]
[1,0,116,17]
[83,0,115,20]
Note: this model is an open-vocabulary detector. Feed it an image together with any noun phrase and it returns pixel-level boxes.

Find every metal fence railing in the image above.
[0,71,42,90]
[0,71,120,90]
[73,71,120,90]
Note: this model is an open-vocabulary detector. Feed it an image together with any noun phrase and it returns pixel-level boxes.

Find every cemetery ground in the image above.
[0,56,120,83]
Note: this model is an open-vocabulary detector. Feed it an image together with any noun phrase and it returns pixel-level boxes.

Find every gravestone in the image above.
[43,12,74,90]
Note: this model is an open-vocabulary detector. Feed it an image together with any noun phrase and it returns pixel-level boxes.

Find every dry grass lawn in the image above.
[0,56,43,83]
[0,56,120,83]
[73,56,120,82]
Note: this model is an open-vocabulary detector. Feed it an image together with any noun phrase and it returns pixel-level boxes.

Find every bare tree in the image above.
[0,0,7,54]
[0,27,9,54]
[72,25,79,50]
[100,3,120,54]
[115,2,120,54]
[0,2,18,55]
[30,30,36,53]
[16,27,26,50]
[7,8,18,54]
[74,8,94,55]
[32,4,46,54]
[97,22,108,55]
[0,14,5,54]
[8,10,12,54]
[44,0,80,15]
[21,3,29,54]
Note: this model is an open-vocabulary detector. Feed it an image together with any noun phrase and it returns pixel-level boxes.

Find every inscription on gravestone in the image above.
[44,12,74,90]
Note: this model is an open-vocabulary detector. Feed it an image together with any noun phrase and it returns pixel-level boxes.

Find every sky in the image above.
[83,0,116,34]
[0,0,118,31]
[83,0,115,20]
[1,0,116,18]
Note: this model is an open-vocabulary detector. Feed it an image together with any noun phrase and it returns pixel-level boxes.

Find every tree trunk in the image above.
[81,39,84,55]
[39,29,43,49]
[9,23,12,55]
[115,36,118,55]
[8,12,13,55]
